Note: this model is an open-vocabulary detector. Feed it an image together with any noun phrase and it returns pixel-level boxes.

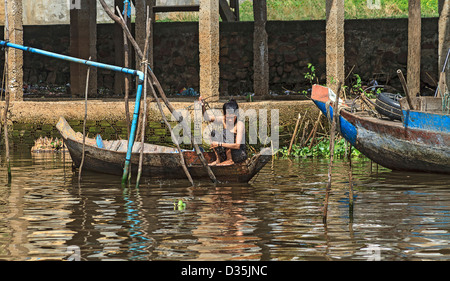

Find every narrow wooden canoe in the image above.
[56,116,271,183]
[311,85,450,174]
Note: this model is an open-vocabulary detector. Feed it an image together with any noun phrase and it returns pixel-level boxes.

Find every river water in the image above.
[0,150,449,261]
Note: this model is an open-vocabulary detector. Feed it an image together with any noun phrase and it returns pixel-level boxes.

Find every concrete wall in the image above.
[0,0,117,25]
[0,0,246,25]
[0,18,441,97]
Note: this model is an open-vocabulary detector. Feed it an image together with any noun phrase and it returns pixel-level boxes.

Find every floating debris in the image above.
[31,136,67,153]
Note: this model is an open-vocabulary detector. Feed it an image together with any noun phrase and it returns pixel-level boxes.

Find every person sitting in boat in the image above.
[199,97,247,166]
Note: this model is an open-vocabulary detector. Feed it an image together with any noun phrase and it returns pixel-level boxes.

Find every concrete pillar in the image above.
[135,0,155,69]
[407,0,421,97]
[5,0,23,101]
[325,0,345,94]
[70,0,97,97]
[199,0,220,102]
[114,0,126,95]
[253,0,269,96]
[438,0,449,88]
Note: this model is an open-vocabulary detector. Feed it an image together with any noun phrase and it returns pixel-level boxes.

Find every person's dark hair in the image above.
[223,99,239,116]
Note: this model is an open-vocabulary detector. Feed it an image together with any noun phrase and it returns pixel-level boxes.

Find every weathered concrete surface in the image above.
[135,0,156,68]
[0,0,128,25]
[199,0,220,102]
[407,0,421,97]
[325,0,345,94]
[5,0,23,101]
[69,0,97,98]
[1,99,319,126]
[253,0,269,97]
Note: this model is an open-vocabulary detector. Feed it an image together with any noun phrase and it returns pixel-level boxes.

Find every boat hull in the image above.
[340,109,450,174]
[312,85,450,174]
[57,117,271,183]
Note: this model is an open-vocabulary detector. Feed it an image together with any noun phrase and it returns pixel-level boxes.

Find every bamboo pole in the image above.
[323,82,342,225]
[397,69,415,110]
[287,113,301,156]
[299,119,310,148]
[145,72,218,183]
[79,58,92,182]
[136,15,151,187]
[104,2,194,185]
[126,10,197,186]
[123,1,131,137]
[100,0,217,183]
[347,142,354,221]
[149,85,195,186]
[307,112,323,150]
[436,48,450,97]
[3,0,11,181]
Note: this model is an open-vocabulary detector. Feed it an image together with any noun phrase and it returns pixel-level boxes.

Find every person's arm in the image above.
[199,96,215,122]
[212,121,244,150]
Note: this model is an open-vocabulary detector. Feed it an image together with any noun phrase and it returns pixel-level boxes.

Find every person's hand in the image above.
[199,96,204,106]
[210,141,220,148]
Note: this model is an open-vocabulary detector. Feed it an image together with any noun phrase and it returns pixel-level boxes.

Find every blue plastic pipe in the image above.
[123,0,131,18]
[0,40,145,184]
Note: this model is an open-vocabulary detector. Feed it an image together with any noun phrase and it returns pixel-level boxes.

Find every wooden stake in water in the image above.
[347,141,354,221]
[323,82,342,225]
[306,112,323,149]
[287,113,301,156]
[79,58,92,182]
[136,15,152,187]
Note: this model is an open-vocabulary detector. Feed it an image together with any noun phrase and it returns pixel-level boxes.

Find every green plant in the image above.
[154,0,439,22]
[276,136,362,159]
[304,63,317,85]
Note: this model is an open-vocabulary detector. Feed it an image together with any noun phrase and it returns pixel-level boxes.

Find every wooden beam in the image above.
[219,0,236,22]
[407,0,421,97]
[153,5,200,13]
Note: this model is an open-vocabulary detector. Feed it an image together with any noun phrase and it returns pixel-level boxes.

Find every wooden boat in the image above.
[311,84,450,174]
[56,116,271,183]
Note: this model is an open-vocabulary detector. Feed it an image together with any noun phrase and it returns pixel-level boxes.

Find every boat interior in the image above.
[102,139,179,154]
[341,95,448,129]
[399,96,447,114]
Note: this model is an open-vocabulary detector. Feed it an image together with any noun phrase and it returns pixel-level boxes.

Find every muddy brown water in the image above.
[0,150,449,261]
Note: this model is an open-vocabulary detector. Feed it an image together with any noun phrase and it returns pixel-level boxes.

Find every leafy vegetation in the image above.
[239,0,439,21]
[277,136,362,159]
[156,0,439,22]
